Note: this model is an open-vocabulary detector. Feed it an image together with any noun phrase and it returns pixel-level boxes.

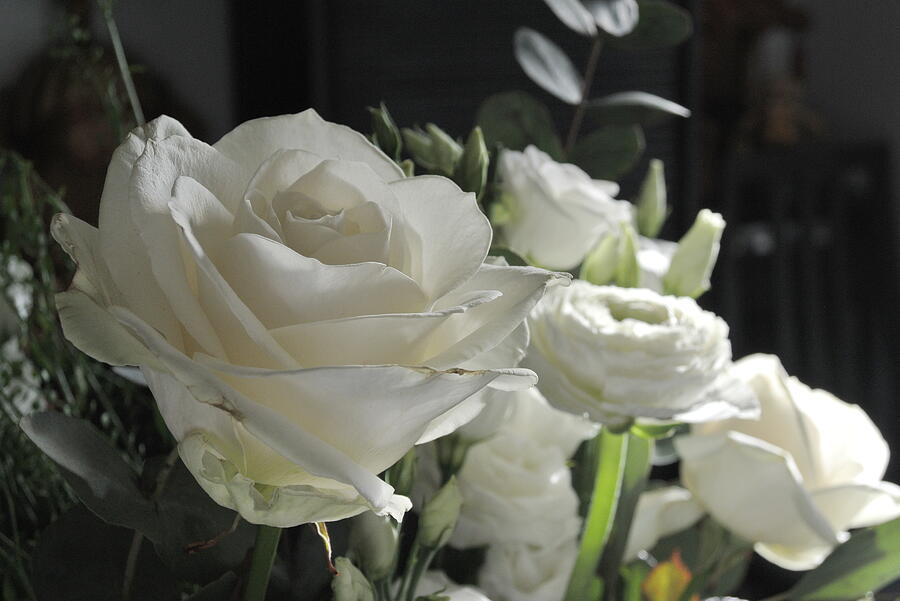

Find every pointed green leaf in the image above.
[514,27,583,105]
[588,91,690,127]
[570,125,645,180]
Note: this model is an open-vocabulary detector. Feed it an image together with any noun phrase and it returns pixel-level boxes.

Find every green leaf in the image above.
[453,127,490,200]
[588,0,640,37]
[570,125,645,180]
[788,517,900,601]
[476,91,565,160]
[542,0,597,37]
[20,411,157,534]
[368,102,402,161]
[588,91,690,127]
[514,27,583,105]
[147,459,255,583]
[31,506,179,601]
[608,0,693,50]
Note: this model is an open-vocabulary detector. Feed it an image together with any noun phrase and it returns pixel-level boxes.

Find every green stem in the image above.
[564,428,627,601]
[565,36,604,155]
[597,433,652,601]
[101,2,145,126]
[242,525,282,601]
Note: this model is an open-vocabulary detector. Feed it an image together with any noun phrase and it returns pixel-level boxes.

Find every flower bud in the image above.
[580,232,618,286]
[348,512,399,580]
[418,477,463,549]
[636,159,667,238]
[453,126,489,200]
[663,209,725,298]
[615,223,640,288]
[332,557,375,601]
[368,102,402,161]
[402,124,463,176]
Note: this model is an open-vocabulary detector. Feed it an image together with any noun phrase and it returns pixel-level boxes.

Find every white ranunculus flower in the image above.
[524,281,758,425]
[623,486,705,561]
[51,111,566,527]
[479,541,578,601]
[676,354,900,570]
[451,387,595,548]
[496,146,633,271]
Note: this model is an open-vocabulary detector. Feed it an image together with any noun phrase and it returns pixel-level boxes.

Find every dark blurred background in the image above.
[1,0,898,587]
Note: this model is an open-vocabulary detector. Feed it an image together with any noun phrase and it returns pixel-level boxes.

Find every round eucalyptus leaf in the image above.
[608,0,693,50]
[542,0,597,36]
[586,0,640,37]
[587,91,690,127]
[570,124,645,180]
[514,27,584,105]
[20,411,157,535]
[476,91,565,160]
[32,506,179,601]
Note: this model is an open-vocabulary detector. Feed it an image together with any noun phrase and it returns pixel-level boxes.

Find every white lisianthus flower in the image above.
[51,111,566,527]
[525,281,758,425]
[635,236,677,294]
[676,354,900,570]
[623,486,705,561]
[495,146,633,270]
[451,387,596,548]
[416,571,495,601]
[479,541,578,601]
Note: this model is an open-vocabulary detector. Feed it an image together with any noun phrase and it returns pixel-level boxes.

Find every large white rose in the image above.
[495,146,633,271]
[479,541,578,601]
[676,354,900,570]
[524,281,758,425]
[450,386,596,549]
[50,111,565,527]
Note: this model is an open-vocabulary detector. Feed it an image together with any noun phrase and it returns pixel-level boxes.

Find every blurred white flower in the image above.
[416,571,495,601]
[1,338,45,418]
[479,540,578,601]
[676,354,900,570]
[495,146,632,270]
[525,281,758,425]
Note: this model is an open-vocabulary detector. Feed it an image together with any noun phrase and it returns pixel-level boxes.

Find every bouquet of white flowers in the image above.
[3,2,899,601]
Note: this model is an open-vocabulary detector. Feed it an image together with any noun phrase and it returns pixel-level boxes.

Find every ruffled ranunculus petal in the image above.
[213,109,403,182]
[214,234,427,328]
[676,431,840,556]
[424,264,570,369]
[390,176,492,300]
[624,486,705,560]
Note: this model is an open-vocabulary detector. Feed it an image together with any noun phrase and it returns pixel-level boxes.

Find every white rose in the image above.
[479,541,578,601]
[495,146,633,270]
[676,354,900,570]
[416,571,495,601]
[51,111,565,527]
[524,281,758,425]
[623,486,705,561]
[451,387,594,548]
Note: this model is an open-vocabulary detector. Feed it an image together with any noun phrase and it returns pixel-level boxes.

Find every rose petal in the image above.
[213,109,403,182]
[390,176,492,300]
[425,264,570,369]
[624,486,705,560]
[51,213,119,305]
[214,233,428,327]
[811,481,900,532]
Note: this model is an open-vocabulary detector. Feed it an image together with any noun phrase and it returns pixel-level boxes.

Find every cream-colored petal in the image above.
[676,431,840,552]
[213,109,403,181]
[390,176,492,300]
[214,233,427,328]
[812,481,900,531]
[51,213,119,306]
[425,264,570,369]
[624,486,705,560]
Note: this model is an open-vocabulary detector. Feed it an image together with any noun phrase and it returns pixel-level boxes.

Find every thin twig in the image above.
[101,1,145,126]
[565,36,604,155]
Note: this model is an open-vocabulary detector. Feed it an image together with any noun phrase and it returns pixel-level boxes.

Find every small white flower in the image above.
[525,281,758,425]
[479,541,578,601]
[496,146,633,270]
[676,354,900,570]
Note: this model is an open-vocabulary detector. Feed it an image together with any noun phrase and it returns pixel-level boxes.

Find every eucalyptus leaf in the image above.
[514,28,584,105]
[588,91,690,127]
[488,247,529,267]
[543,0,597,36]
[32,506,178,601]
[608,0,693,50]
[185,572,239,600]
[570,124,645,180]
[788,517,900,601]
[20,411,157,534]
[586,0,640,37]
[476,91,565,159]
